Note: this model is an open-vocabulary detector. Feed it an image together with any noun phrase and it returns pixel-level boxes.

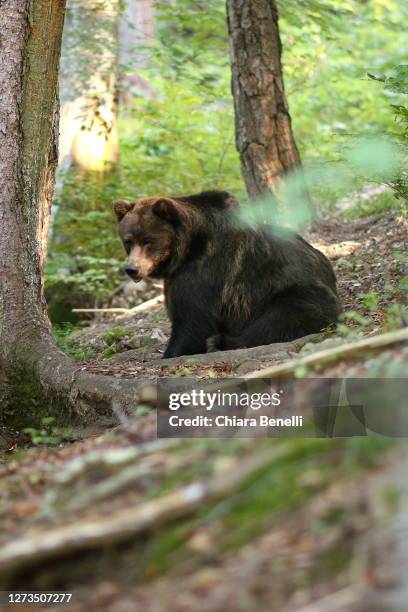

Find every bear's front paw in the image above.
[206,334,222,352]
[163,346,179,359]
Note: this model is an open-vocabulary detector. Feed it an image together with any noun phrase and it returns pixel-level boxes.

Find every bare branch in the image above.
[246,328,408,380]
[0,446,286,574]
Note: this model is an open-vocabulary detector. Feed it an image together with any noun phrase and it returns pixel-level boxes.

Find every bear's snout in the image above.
[125,266,141,282]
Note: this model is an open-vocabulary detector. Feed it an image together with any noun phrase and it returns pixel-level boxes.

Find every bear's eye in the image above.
[123,240,132,251]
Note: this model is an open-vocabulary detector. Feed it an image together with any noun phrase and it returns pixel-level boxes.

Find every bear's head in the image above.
[113,196,191,281]
[113,191,238,282]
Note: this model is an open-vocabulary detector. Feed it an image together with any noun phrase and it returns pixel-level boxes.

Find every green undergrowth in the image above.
[47,0,407,318]
[53,322,95,361]
[341,190,404,220]
[98,327,132,360]
[102,327,129,345]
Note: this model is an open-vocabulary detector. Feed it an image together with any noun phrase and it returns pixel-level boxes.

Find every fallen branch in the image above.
[52,457,170,512]
[295,587,366,612]
[54,439,181,487]
[72,307,131,314]
[246,327,408,380]
[73,294,164,316]
[0,445,286,575]
[128,294,164,313]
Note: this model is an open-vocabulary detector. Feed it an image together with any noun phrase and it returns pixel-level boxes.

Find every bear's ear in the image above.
[224,194,239,209]
[113,199,134,221]
[152,198,179,223]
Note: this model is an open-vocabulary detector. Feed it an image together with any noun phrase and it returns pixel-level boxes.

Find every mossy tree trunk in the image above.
[226,0,301,199]
[0,0,138,433]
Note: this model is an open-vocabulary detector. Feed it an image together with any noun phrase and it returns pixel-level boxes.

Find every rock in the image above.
[151,328,168,344]
[123,280,148,295]
[125,334,157,350]
[235,359,264,375]
[299,337,349,356]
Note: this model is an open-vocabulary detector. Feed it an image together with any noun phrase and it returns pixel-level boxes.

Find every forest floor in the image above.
[0,205,407,611]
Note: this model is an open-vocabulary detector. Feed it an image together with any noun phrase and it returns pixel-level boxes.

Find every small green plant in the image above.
[399,276,408,292]
[53,321,76,348]
[103,327,129,345]
[369,64,408,202]
[134,405,153,417]
[98,328,131,360]
[23,417,64,446]
[336,311,372,337]
[342,191,399,220]
[53,323,95,361]
[175,367,194,377]
[100,344,123,360]
[359,290,380,311]
[392,250,406,263]
[382,303,408,332]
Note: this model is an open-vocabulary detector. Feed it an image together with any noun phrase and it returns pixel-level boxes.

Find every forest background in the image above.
[48,0,408,325]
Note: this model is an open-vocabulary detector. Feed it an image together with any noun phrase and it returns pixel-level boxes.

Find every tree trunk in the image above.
[69,0,120,173]
[0,0,138,435]
[226,0,301,199]
[118,0,156,105]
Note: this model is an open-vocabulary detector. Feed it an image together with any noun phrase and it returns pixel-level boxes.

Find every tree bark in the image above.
[226,0,301,199]
[0,0,138,433]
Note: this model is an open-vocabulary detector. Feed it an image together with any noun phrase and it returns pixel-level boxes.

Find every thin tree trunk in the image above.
[70,0,120,172]
[0,0,138,432]
[226,0,301,199]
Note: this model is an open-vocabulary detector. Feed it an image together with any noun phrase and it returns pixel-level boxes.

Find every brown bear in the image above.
[113,191,341,358]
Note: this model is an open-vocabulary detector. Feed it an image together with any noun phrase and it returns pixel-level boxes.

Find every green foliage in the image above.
[382,303,408,333]
[134,405,153,417]
[53,322,96,361]
[151,0,230,91]
[138,437,392,578]
[369,64,408,97]
[119,0,242,196]
[62,0,118,99]
[342,190,399,220]
[236,138,401,231]
[47,171,124,301]
[368,64,408,200]
[120,86,242,196]
[103,327,129,345]
[49,0,407,317]
[23,417,64,447]
[345,137,399,181]
[336,317,369,339]
[359,291,380,312]
[281,1,406,154]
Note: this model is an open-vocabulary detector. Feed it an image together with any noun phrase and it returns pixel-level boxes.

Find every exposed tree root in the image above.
[38,345,142,416]
[5,325,405,436]
[0,445,286,577]
[2,337,143,433]
[152,333,320,367]
[47,439,183,511]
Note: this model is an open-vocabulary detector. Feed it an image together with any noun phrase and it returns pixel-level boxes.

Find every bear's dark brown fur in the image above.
[114,191,341,358]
